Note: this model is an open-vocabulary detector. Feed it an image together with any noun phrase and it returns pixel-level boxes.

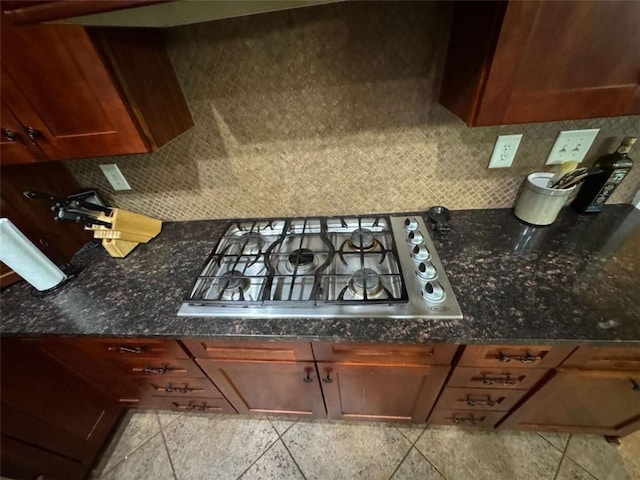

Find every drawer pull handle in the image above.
[466,395,496,407]
[184,402,211,411]
[110,346,146,354]
[631,379,640,391]
[303,373,313,383]
[498,352,541,364]
[482,374,515,386]
[2,128,19,142]
[159,384,201,394]
[24,126,43,141]
[451,414,483,426]
[143,364,172,375]
[322,373,333,384]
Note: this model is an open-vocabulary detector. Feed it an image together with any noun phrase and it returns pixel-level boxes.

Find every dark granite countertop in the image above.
[2,205,639,345]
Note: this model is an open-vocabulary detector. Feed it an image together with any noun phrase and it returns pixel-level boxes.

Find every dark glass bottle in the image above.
[572,137,636,213]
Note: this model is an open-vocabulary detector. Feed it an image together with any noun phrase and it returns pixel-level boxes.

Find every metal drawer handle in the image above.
[631,379,640,391]
[109,345,146,354]
[322,373,333,384]
[498,352,541,364]
[466,395,496,407]
[185,402,210,411]
[143,364,172,375]
[482,374,516,386]
[160,383,201,394]
[303,373,313,383]
[451,414,483,426]
[24,126,43,141]
[2,128,19,142]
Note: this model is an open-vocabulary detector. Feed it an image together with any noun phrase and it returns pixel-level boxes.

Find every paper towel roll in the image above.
[0,218,67,291]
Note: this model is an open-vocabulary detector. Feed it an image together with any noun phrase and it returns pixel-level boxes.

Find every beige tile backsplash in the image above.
[65,2,640,221]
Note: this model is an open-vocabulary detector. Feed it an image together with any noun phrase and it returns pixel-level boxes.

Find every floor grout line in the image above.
[100,429,165,476]
[386,444,414,480]
[412,441,449,480]
[234,424,281,480]
[394,425,426,446]
[278,436,309,480]
[156,412,179,480]
[561,435,612,480]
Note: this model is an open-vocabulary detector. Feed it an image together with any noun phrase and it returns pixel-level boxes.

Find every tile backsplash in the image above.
[65,2,640,221]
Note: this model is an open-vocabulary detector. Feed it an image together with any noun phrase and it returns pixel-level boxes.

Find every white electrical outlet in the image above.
[488,134,522,168]
[545,129,599,165]
[99,164,131,191]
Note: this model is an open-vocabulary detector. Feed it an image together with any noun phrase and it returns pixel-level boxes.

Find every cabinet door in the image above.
[196,359,326,418]
[0,21,147,160]
[0,98,45,165]
[0,339,122,479]
[318,362,449,423]
[441,1,640,125]
[501,369,640,436]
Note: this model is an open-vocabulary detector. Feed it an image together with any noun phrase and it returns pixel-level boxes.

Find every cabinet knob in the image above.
[2,128,19,142]
[631,379,640,391]
[322,372,333,384]
[24,126,43,141]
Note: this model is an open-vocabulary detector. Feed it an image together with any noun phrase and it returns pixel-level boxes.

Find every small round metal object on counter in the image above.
[416,261,437,280]
[411,244,430,261]
[404,217,418,231]
[408,230,424,245]
[422,280,445,302]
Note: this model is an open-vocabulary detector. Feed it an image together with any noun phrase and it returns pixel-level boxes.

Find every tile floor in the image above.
[92,411,640,480]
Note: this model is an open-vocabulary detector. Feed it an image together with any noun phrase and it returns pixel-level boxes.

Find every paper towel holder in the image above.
[30,262,80,297]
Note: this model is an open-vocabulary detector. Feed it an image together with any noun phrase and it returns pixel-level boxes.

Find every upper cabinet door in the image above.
[440,1,640,126]
[0,21,148,161]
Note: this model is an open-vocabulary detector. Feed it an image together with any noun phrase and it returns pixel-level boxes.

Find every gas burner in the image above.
[220,270,251,300]
[238,232,264,254]
[349,228,375,250]
[347,268,385,299]
[286,248,317,274]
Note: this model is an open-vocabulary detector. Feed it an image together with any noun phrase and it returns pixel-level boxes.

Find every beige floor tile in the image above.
[99,435,174,480]
[157,411,182,428]
[397,424,426,443]
[102,411,162,472]
[555,456,597,480]
[268,416,299,436]
[282,421,411,480]
[163,415,278,480]
[539,432,570,451]
[239,439,304,480]
[618,429,640,479]
[390,447,444,480]
[415,426,563,480]
[565,434,637,480]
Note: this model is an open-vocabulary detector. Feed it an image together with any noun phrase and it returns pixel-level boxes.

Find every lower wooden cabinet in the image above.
[0,339,122,480]
[317,363,450,422]
[196,359,326,418]
[501,368,640,436]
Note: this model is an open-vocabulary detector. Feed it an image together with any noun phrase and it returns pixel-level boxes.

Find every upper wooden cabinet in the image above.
[0,20,193,165]
[440,1,640,126]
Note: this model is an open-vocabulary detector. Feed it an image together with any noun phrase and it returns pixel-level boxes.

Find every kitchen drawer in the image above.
[124,396,236,414]
[312,343,456,366]
[429,408,504,428]
[436,387,527,412]
[114,357,204,378]
[562,346,640,370]
[459,345,573,369]
[77,338,189,360]
[448,367,548,390]
[182,339,314,362]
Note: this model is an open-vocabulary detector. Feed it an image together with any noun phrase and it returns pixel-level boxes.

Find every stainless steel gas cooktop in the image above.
[178,215,462,319]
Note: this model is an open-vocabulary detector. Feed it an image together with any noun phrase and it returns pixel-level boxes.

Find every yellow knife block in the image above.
[85,208,162,258]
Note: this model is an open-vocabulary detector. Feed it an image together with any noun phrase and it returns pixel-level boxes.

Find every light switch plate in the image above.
[545,129,599,165]
[99,164,131,191]
[488,134,523,168]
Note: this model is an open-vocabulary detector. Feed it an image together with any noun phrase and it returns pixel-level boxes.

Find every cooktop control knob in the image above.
[404,217,418,231]
[408,230,423,245]
[412,244,430,261]
[422,281,445,302]
[416,261,437,280]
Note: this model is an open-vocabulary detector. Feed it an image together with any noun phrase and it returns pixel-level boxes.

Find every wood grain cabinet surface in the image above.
[0,338,122,480]
[440,0,640,126]
[0,19,193,165]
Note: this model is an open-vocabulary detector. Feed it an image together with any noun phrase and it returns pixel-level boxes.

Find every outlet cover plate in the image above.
[545,129,599,165]
[488,134,523,168]
[99,164,131,191]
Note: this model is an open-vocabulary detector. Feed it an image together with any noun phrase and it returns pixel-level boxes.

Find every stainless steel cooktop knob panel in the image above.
[421,280,445,302]
[411,244,430,261]
[404,217,418,231]
[407,230,424,245]
[416,261,437,280]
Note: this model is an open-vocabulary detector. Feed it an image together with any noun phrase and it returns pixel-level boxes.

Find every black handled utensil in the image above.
[427,206,452,235]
